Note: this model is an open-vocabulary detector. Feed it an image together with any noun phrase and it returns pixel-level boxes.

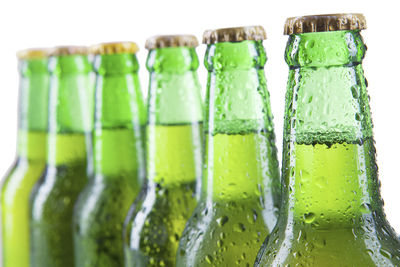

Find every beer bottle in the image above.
[255,14,400,266]
[30,46,93,267]
[73,42,146,267]
[1,48,49,267]
[176,26,281,267]
[123,35,203,267]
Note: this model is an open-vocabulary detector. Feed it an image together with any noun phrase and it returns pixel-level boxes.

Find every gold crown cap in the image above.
[89,42,139,55]
[48,46,88,56]
[203,25,267,44]
[284,13,367,35]
[17,48,50,59]
[145,35,199,50]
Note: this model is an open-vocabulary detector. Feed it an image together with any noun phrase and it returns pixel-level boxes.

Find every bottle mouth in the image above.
[285,30,366,68]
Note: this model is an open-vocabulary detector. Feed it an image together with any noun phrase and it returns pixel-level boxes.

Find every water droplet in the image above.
[234,223,246,232]
[365,249,374,256]
[179,249,186,256]
[315,176,327,188]
[380,249,393,259]
[294,251,302,258]
[305,40,315,49]
[315,238,327,248]
[247,210,258,224]
[205,255,213,264]
[290,167,295,177]
[351,85,359,98]
[303,212,316,223]
[217,216,229,227]
[63,197,70,205]
[360,203,371,213]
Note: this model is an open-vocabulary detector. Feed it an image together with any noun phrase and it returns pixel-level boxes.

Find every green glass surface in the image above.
[255,30,400,266]
[73,52,146,267]
[1,57,49,267]
[124,46,203,267]
[29,54,93,267]
[176,40,280,267]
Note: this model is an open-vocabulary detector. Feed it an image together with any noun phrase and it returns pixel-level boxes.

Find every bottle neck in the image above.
[92,53,146,178]
[281,30,384,228]
[284,30,371,144]
[17,58,49,161]
[47,55,93,166]
[203,41,279,203]
[146,46,202,124]
[146,47,203,186]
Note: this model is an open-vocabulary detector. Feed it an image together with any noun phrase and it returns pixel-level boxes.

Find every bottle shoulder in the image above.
[256,220,400,266]
[125,183,197,237]
[30,164,88,220]
[127,183,196,218]
[178,199,272,266]
[1,158,44,197]
[74,177,137,214]
[73,179,136,233]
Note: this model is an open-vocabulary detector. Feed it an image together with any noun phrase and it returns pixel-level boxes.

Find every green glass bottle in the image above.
[255,14,400,267]
[73,42,146,267]
[176,26,281,267]
[30,46,94,267]
[123,35,203,267]
[1,48,49,267]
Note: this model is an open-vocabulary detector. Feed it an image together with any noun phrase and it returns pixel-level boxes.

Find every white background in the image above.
[0,0,399,242]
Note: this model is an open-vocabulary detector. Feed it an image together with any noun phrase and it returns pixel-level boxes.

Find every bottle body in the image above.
[30,53,93,267]
[176,40,280,267]
[1,57,49,267]
[74,177,138,267]
[124,46,203,267]
[255,30,400,266]
[73,52,146,267]
[30,154,88,267]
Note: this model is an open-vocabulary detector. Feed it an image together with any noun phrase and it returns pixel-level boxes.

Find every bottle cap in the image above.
[16,48,50,59]
[89,42,139,55]
[284,13,367,35]
[49,46,88,56]
[203,25,267,44]
[145,35,199,50]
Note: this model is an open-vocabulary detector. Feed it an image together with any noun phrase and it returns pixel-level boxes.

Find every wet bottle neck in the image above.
[17,58,49,162]
[282,30,383,228]
[47,54,93,166]
[146,46,203,187]
[203,40,278,203]
[92,53,146,179]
